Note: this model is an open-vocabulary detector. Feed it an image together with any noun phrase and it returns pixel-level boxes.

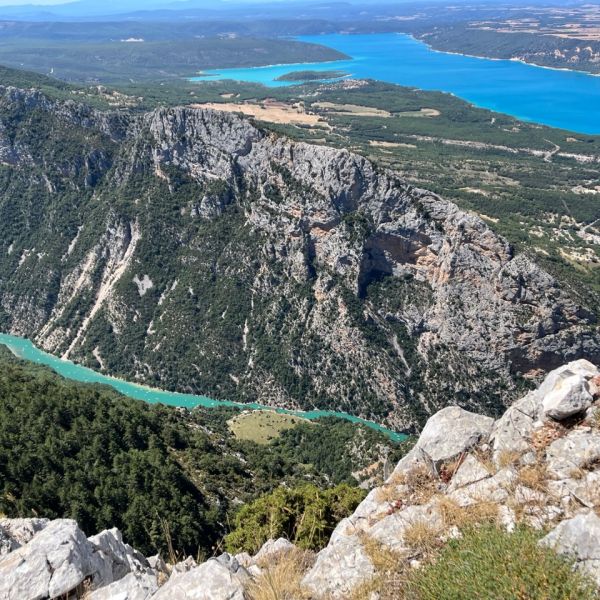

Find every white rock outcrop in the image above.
[302,360,600,597]
[88,527,152,589]
[88,571,159,600]
[399,406,494,471]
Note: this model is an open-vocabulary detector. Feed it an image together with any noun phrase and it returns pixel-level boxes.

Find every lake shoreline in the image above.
[190,33,600,135]
[413,34,600,79]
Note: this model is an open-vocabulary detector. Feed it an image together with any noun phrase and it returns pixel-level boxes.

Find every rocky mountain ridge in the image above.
[2,358,600,599]
[0,85,598,428]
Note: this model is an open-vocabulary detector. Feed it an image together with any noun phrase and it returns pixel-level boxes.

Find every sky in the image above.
[0,0,70,4]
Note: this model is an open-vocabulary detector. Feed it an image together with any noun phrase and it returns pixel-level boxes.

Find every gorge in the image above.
[0,83,598,432]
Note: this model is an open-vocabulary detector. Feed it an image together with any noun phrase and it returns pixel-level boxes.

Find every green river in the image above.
[0,333,407,442]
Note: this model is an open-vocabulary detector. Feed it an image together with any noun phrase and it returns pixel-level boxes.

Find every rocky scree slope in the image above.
[2,359,600,599]
[0,85,598,429]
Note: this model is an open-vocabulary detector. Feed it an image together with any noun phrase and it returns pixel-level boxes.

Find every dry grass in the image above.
[402,520,443,556]
[436,495,499,530]
[530,420,581,452]
[516,464,548,493]
[509,461,555,528]
[375,479,403,507]
[497,450,522,469]
[471,447,495,474]
[246,548,315,600]
[404,464,439,506]
[349,536,409,600]
[312,102,392,118]
[375,464,438,513]
[190,102,329,128]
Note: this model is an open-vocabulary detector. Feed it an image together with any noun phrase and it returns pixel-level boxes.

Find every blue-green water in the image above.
[190,33,600,135]
[0,333,406,442]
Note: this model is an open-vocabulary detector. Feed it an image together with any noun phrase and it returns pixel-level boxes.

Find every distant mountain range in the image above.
[0,0,354,21]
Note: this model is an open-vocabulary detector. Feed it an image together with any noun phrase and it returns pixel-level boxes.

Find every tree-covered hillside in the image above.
[0,348,405,555]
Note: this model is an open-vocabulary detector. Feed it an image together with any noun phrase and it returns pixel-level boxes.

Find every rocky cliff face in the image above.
[0,85,598,428]
[2,359,600,599]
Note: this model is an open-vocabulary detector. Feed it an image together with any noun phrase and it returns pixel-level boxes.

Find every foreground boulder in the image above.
[543,370,594,420]
[414,406,494,468]
[88,528,153,589]
[0,518,49,548]
[89,571,159,600]
[0,519,94,600]
[0,520,160,600]
[0,525,18,557]
[302,531,375,596]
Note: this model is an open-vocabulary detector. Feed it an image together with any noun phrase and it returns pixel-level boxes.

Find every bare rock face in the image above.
[0,519,160,600]
[88,571,159,600]
[252,538,296,564]
[0,525,18,557]
[539,360,600,421]
[0,518,49,547]
[410,406,494,469]
[302,359,600,597]
[301,532,375,597]
[88,528,154,590]
[446,453,490,491]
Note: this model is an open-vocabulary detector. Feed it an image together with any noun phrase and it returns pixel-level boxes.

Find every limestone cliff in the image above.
[0,86,598,428]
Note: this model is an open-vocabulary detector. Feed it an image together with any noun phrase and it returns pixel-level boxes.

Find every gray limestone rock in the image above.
[0,518,49,546]
[491,391,541,461]
[369,502,444,552]
[0,519,94,600]
[447,454,491,492]
[413,406,494,469]
[542,372,593,420]
[88,571,159,600]
[541,512,600,586]
[253,538,296,564]
[546,431,600,480]
[302,534,375,599]
[0,524,18,557]
[149,554,248,600]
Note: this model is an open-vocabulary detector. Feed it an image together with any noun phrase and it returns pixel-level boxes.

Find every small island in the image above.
[275,69,348,82]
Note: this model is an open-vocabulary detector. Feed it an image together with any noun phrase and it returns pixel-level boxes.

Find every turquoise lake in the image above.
[190,33,600,135]
[0,333,406,442]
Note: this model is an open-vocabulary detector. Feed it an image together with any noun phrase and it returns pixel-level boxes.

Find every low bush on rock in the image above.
[403,525,597,600]
[224,483,366,554]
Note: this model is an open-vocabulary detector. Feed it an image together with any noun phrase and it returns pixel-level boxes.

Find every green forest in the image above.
[0,348,409,556]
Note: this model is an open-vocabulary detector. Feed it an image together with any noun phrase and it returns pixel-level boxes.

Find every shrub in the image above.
[224,483,366,554]
[403,526,597,600]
